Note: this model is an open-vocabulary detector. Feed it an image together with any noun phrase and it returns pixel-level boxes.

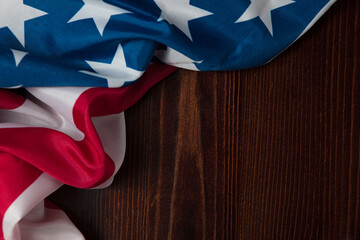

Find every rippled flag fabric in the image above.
[0,64,175,240]
[0,0,335,239]
[0,0,335,88]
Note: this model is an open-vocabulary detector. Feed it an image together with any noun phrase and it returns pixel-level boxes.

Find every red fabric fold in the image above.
[0,64,176,239]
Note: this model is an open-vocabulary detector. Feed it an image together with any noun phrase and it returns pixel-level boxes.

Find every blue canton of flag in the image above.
[0,0,335,88]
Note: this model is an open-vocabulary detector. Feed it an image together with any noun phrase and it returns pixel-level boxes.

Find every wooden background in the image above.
[49,0,360,239]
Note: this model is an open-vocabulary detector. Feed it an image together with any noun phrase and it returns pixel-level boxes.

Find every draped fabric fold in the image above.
[0,65,175,239]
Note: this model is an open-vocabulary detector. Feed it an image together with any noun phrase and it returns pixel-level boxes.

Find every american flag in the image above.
[0,0,335,239]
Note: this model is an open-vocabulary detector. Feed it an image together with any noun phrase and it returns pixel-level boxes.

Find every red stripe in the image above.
[0,153,42,238]
[0,64,176,189]
[0,89,25,110]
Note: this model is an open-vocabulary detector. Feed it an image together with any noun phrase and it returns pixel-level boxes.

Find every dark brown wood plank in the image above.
[49,0,360,239]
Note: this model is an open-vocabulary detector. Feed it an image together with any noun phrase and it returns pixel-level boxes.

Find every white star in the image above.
[154,47,202,71]
[81,44,143,88]
[0,0,47,47]
[154,0,212,41]
[11,49,28,67]
[68,0,130,36]
[236,0,295,35]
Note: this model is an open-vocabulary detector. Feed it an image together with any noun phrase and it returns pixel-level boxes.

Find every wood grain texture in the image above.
[49,0,360,239]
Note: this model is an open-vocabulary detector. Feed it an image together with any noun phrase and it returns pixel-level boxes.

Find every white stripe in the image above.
[2,173,63,240]
[18,202,84,240]
[25,87,91,140]
[91,112,126,189]
[0,97,84,141]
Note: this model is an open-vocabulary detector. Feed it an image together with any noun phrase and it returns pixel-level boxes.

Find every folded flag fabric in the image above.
[0,0,335,88]
[0,64,175,240]
[0,0,335,239]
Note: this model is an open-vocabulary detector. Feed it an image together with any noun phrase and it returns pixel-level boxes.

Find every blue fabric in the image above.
[0,0,334,87]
